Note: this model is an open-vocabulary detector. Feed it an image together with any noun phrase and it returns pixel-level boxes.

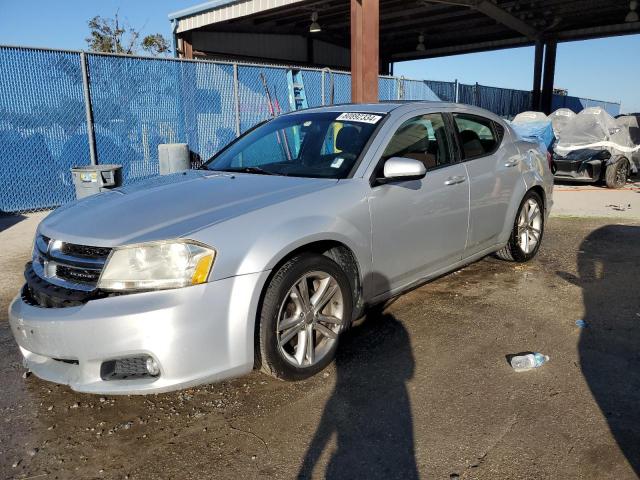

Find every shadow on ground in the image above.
[298,296,418,479]
[559,225,640,474]
[0,212,26,233]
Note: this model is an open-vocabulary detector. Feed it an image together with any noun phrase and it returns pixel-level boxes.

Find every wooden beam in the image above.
[351,0,379,103]
[181,35,194,59]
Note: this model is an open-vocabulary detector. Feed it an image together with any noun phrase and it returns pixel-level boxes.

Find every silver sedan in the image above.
[9,102,553,394]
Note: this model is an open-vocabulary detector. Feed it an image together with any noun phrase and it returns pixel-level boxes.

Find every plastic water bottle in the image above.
[510,352,549,372]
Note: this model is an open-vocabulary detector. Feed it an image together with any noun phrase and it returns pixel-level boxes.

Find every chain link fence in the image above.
[0,47,87,211]
[0,45,621,213]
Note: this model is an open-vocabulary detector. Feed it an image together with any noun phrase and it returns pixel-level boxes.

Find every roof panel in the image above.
[171,0,307,33]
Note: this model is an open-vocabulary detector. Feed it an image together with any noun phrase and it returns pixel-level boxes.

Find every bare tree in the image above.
[86,12,169,56]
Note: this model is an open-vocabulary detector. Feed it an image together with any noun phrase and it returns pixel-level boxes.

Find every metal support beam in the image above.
[391,36,532,61]
[351,0,379,103]
[306,36,314,64]
[540,40,557,115]
[80,52,98,166]
[474,1,538,40]
[425,0,538,40]
[531,40,543,111]
[233,63,241,137]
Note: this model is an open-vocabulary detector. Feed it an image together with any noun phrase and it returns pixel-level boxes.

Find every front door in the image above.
[368,112,470,296]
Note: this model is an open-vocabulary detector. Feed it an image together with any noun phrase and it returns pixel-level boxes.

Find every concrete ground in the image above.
[1,196,640,479]
[551,176,640,219]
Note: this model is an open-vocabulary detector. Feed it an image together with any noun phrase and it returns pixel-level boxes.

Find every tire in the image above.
[605,157,629,189]
[495,191,544,262]
[257,253,353,381]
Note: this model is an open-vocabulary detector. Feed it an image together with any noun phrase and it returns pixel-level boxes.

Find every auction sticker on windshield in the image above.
[336,112,382,124]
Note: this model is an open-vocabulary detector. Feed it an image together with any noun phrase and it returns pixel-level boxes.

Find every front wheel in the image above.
[257,253,352,381]
[496,191,544,262]
[605,157,629,189]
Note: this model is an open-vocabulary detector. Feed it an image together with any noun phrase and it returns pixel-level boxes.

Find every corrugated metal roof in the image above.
[169,0,306,33]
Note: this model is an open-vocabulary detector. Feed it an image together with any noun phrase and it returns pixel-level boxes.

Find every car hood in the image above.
[40,170,337,246]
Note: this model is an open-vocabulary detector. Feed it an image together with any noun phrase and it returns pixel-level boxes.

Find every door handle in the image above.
[504,159,520,167]
[444,175,466,186]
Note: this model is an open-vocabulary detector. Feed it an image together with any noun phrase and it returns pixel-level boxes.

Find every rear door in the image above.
[367,112,469,295]
[452,113,522,255]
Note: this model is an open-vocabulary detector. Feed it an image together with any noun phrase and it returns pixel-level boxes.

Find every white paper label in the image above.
[336,112,382,124]
[331,157,345,168]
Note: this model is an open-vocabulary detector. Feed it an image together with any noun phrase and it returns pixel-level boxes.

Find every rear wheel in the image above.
[605,157,629,189]
[257,253,352,381]
[496,191,544,262]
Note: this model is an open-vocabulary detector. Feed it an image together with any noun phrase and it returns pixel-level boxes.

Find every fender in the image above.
[243,215,371,278]
[192,180,373,283]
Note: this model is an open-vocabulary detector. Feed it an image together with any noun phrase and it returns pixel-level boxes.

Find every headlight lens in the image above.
[97,241,216,292]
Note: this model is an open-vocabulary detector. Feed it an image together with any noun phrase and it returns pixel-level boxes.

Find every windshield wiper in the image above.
[219,166,278,176]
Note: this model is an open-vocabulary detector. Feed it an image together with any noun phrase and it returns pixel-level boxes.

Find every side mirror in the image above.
[379,157,427,183]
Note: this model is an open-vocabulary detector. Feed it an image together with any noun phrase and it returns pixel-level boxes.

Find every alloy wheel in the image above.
[517,198,542,254]
[616,161,629,187]
[276,271,344,367]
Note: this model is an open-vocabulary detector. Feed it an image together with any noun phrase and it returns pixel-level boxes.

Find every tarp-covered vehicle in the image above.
[510,111,555,156]
[616,113,640,171]
[552,107,640,188]
[548,108,576,138]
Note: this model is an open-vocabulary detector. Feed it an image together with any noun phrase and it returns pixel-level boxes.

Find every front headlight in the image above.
[97,240,216,292]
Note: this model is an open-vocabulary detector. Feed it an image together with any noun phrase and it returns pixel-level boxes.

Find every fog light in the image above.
[100,355,161,381]
[145,357,160,376]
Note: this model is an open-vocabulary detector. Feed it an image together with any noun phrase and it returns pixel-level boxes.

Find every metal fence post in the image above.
[321,68,325,106]
[233,63,241,137]
[80,52,98,165]
[397,76,405,100]
[454,79,459,103]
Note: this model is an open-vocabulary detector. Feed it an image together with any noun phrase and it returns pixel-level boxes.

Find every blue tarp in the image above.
[510,116,555,153]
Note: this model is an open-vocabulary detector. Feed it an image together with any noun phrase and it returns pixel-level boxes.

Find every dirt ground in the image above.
[1,214,639,480]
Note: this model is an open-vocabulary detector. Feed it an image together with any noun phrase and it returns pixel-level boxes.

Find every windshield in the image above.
[203,111,384,179]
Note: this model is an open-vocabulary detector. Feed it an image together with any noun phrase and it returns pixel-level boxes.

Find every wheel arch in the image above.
[529,184,546,211]
[262,239,364,320]
[498,182,547,246]
[252,239,364,370]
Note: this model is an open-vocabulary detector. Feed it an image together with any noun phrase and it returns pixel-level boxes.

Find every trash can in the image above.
[158,143,190,175]
[70,164,122,199]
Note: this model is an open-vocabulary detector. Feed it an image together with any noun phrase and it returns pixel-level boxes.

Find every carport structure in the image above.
[169,0,640,112]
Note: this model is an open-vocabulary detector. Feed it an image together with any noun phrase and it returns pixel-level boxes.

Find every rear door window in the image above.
[453,114,499,159]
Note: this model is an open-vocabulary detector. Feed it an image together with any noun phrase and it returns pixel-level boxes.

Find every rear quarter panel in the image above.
[516,136,554,215]
[492,128,553,245]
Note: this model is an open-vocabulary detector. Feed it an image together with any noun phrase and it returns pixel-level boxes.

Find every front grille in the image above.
[60,243,111,259]
[22,266,112,308]
[32,235,111,291]
[55,264,102,284]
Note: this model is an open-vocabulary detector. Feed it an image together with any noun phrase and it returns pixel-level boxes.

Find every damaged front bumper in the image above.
[553,148,609,183]
[8,271,269,394]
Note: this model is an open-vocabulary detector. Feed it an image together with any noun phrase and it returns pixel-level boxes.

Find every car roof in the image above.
[286,101,503,123]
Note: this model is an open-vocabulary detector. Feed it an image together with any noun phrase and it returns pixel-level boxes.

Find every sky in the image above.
[0,0,638,113]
